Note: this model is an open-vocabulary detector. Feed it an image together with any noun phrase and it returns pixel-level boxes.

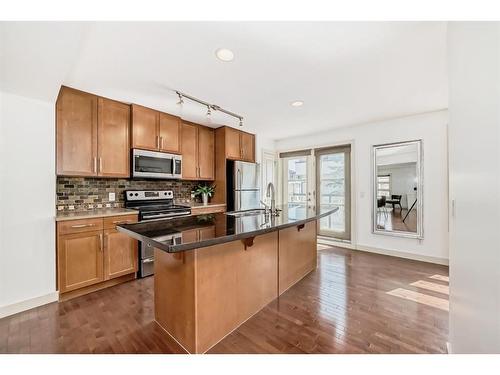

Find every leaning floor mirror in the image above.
[372,140,423,239]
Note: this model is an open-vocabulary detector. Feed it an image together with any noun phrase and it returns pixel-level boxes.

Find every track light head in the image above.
[176,92,184,106]
[206,105,212,118]
[239,118,243,127]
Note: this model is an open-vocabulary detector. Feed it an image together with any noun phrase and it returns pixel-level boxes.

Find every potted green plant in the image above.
[193,184,216,206]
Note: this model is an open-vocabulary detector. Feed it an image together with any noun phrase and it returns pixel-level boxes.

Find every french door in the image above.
[281,153,314,219]
[316,146,351,240]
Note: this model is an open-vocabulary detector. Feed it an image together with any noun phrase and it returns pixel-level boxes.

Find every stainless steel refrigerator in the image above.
[227,160,261,212]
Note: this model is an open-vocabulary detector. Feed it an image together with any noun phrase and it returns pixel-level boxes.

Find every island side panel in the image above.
[278,221,318,295]
[154,248,196,353]
[195,231,279,353]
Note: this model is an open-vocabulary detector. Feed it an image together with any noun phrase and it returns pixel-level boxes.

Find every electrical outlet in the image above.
[109,192,116,202]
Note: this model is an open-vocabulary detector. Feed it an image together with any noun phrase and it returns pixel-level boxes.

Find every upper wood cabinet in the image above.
[159,113,181,153]
[221,126,256,163]
[240,131,255,162]
[198,125,215,179]
[56,86,130,177]
[131,104,181,154]
[131,104,158,151]
[225,127,241,160]
[97,98,130,177]
[56,87,98,176]
[181,122,215,180]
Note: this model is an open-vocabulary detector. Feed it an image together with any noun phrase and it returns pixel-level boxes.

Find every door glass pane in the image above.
[286,157,307,204]
[318,153,345,233]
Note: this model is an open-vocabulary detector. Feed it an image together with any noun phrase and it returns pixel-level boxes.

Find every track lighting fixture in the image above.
[176,92,184,106]
[175,90,244,127]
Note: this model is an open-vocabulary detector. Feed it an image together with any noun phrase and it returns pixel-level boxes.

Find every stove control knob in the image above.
[135,193,139,196]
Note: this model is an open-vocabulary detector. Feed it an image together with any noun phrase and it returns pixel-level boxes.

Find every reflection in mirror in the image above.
[373,140,423,238]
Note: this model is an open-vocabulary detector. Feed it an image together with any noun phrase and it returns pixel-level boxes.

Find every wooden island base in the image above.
[154,221,317,353]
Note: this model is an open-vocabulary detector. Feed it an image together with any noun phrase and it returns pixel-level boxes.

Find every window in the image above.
[377,174,391,198]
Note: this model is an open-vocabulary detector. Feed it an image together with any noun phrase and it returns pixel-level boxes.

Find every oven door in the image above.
[132,149,180,179]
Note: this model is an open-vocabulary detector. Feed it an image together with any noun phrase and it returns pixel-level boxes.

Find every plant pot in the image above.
[202,193,209,206]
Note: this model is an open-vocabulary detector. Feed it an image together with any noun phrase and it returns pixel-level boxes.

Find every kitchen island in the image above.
[118,204,338,353]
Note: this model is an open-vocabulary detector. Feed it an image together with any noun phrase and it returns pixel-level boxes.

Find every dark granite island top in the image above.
[117,204,339,253]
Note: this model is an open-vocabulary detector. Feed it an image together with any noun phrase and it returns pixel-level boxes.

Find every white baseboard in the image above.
[320,238,449,266]
[317,237,356,250]
[355,244,449,266]
[0,291,59,319]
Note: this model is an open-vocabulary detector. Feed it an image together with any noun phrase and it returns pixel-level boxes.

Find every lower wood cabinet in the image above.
[103,228,138,280]
[58,230,104,293]
[57,214,138,299]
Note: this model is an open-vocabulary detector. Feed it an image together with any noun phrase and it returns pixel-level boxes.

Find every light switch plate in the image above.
[109,192,116,202]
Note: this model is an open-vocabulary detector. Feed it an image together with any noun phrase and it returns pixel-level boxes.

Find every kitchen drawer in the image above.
[191,206,226,215]
[103,214,138,229]
[58,218,103,235]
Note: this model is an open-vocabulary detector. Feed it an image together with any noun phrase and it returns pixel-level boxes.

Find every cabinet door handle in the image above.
[156,136,160,149]
[99,233,103,252]
[99,157,102,173]
[160,136,163,149]
[71,223,95,228]
[93,157,97,173]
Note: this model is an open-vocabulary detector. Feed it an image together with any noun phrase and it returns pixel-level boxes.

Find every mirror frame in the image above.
[371,140,424,239]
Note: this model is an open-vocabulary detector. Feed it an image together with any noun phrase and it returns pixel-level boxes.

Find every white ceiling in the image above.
[0,21,448,141]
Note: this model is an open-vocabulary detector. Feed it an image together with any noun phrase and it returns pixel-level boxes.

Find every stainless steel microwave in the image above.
[132,149,182,179]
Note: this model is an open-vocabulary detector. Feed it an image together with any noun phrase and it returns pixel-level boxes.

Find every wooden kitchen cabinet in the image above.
[181,121,215,180]
[181,122,199,179]
[198,125,215,179]
[103,228,138,280]
[240,131,255,162]
[225,126,241,160]
[131,104,182,154]
[159,112,181,153]
[57,214,138,299]
[97,98,130,177]
[131,104,159,151]
[56,86,130,177]
[56,87,98,176]
[57,230,104,293]
[219,126,256,163]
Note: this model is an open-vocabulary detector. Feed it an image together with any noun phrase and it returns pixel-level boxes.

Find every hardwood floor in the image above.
[0,246,448,354]
[376,208,417,233]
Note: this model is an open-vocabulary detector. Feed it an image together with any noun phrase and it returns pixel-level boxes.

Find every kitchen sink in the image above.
[226,209,267,217]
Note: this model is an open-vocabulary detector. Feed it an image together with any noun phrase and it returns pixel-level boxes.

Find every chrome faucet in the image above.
[266,182,276,214]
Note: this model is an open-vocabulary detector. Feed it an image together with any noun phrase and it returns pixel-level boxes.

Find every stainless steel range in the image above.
[125,190,191,277]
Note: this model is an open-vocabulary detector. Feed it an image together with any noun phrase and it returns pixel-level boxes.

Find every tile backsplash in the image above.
[56,177,200,211]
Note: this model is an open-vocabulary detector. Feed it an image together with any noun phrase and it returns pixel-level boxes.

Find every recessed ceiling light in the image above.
[215,48,234,62]
[291,101,304,107]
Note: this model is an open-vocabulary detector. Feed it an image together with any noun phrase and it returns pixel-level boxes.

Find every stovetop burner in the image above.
[124,190,191,221]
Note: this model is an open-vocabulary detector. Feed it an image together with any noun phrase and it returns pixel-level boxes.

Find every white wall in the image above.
[275,110,449,264]
[0,91,57,317]
[448,22,500,353]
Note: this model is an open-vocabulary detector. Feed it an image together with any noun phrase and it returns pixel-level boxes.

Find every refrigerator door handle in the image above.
[237,168,241,190]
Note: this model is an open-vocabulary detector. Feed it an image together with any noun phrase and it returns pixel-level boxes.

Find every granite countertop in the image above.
[175,201,226,208]
[117,204,339,253]
[56,208,138,221]
[189,202,226,208]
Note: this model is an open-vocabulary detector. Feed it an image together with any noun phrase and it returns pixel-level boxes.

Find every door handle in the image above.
[99,157,102,173]
[99,233,103,252]
[156,136,160,149]
[71,223,95,228]
[160,136,163,149]
[93,157,97,173]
